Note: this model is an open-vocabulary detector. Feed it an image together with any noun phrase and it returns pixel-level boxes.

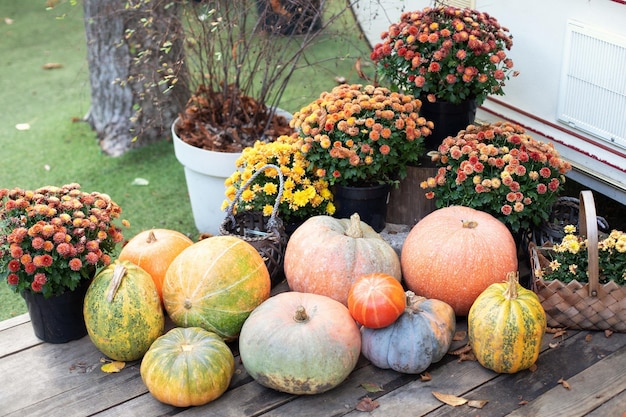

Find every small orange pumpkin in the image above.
[401,206,518,316]
[348,273,406,328]
[118,229,193,302]
[284,213,401,306]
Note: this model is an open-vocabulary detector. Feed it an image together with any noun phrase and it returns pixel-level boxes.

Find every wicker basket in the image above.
[529,190,626,332]
[219,164,288,286]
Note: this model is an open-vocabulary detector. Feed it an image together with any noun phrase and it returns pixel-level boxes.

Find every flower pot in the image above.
[386,162,438,226]
[420,98,477,151]
[21,279,91,344]
[333,184,390,232]
[172,119,241,235]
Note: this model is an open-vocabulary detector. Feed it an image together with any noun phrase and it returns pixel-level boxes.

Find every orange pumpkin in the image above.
[401,206,518,316]
[348,273,406,328]
[284,214,402,306]
[118,229,193,302]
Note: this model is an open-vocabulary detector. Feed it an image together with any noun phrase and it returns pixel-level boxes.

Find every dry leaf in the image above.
[528,363,538,372]
[552,329,567,338]
[585,333,593,342]
[546,327,566,334]
[453,330,467,341]
[432,391,468,407]
[355,396,379,412]
[101,361,125,373]
[419,372,432,382]
[557,377,571,390]
[361,382,384,393]
[605,329,614,338]
[458,351,476,362]
[449,343,472,355]
[518,400,529,405]
[468,399,489,409]
[355,57,367,81]
[42,63,63,70]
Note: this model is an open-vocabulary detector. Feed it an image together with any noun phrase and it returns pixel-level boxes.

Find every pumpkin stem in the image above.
[405,290,426,313]
[107,262,127,303]
[294,306,310,323]
[146,230,157,244]
[503,271,520,300]
[345,213,364,238]
[461,220,478,229]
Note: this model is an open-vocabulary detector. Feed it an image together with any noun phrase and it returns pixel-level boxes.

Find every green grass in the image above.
[0,1,372,320]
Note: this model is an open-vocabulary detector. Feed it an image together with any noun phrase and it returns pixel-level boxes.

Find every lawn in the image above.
[0,1,373,320]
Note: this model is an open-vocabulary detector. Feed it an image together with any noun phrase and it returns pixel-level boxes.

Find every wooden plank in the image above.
[0,313,29,331]
[505,346,626,417]
[584,388,626,417]
[424,330,626,417]
[0,321,42,359]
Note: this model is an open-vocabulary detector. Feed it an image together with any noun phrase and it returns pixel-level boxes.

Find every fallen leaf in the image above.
[432,391,468,407]
[419,372,432,382]
[453,330,467,341]
[468,399,488,409]
[101,361,125,373]
[131,177,149,186]
[15,123,30,131]
[518,400,529,405]
[557,377,571,390]
[552,329,567,338]
[546,327,566,334]
[528,363,538,372]
[42,63,63,70]
[449,343,472,355]
[458,351,476,362]
[605,329,614,338]
[585,333,593,342]
[355,396,379,412]
[361,382,384,393]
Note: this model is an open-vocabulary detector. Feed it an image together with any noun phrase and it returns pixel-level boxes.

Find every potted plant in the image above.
[0,183,128,343]
[370,5,517,148]
[167,1,357,235]
[222,134,335,230]
[421,121,572,238]
[289,83,431,231]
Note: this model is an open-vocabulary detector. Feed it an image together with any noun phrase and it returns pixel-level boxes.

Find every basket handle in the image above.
[579,190,600,297]
[224,164,284,231]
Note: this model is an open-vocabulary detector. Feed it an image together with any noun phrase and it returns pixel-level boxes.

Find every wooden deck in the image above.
[1,280,625,417]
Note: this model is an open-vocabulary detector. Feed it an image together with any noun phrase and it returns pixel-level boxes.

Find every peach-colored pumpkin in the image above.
[401,206,518,316]
[284,214,401,306]
[118,229,193,302]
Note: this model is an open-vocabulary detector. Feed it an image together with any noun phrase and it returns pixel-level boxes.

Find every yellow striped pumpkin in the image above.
[468,272,546,373]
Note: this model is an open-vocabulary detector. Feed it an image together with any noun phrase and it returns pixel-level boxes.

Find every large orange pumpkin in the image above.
[163,236,271,341]
[118,229,193,302]
[284,213,401,306]
[401,206,518,316]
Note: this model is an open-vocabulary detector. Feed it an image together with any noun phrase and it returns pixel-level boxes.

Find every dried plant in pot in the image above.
[166,0,355,234]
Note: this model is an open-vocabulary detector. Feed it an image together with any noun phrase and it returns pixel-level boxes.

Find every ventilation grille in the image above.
[557,21,626,150]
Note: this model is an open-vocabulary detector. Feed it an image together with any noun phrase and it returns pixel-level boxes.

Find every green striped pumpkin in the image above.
[468,272,546,373]
[84,260,165,361]
[162,236,271,341]
[140,327,235,407]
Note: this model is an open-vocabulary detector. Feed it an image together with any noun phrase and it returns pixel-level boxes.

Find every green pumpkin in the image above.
[84,260,164,361]
[141,327,235,407]
[468,272,546,373]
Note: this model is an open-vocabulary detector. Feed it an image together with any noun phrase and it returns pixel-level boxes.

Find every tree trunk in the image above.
[83,0,188,156]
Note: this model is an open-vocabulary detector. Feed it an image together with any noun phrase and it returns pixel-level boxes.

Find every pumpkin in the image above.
[284,213,401,306]
[348,273,406,328]
[360,291,456,374]
[140,327,235,407]
[163,235,270,341]
[468,271,546,373]
[118,228,193,302]
[239,291,361,395]
[401,206,518,316]
[84,261,165,361]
